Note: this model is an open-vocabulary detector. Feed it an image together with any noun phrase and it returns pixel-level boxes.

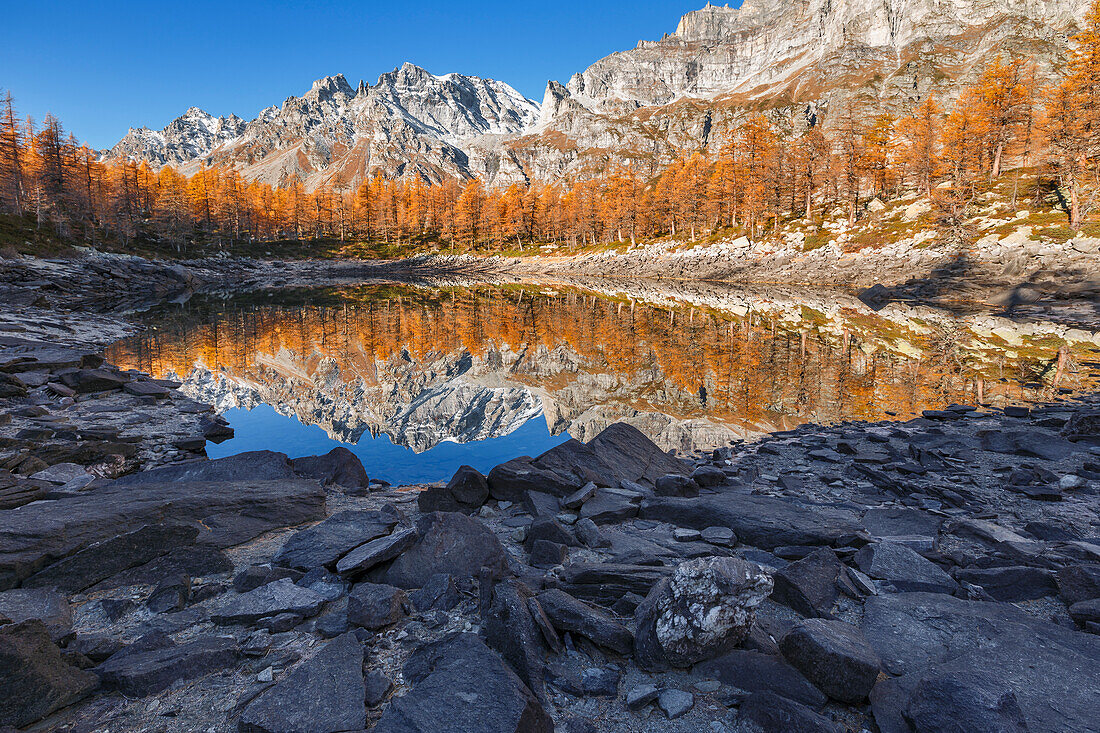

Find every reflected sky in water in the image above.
[206,403,570,485]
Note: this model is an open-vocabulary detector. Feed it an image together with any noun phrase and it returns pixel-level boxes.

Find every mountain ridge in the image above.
[105,0,1092,188]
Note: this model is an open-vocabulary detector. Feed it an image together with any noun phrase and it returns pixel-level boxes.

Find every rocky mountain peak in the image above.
[308,73,354,100]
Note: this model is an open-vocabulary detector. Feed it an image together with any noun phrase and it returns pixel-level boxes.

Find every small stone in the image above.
[701,526,736,546]
[347,583,408,630]
[693,679,721,693]
[561,482,598,510]
[625,683,660,710]
[257,666,274,682]
[363,669,393,706]
[580,666,620,697]
[1060,475,1084,491]
[658,688,694,719]
[674,528,702,542]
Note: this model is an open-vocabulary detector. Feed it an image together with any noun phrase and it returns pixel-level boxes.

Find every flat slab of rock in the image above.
[0,620,97,728]
[640,494,862,550]
[23,524,199,593]
[854,542,956,595]
[211,579,327,626]
[97,636,238,696]
[1,479,325,590]
[373,633,552,733]
[694,649,828,709]
[0,588,71,641]
[274,510,397,572]
[555,563,671,607]
[239,632,366,733]
[536,588,633,654]
[336,528,418,578]
[867,595,1100,733]
[111,450,296,485]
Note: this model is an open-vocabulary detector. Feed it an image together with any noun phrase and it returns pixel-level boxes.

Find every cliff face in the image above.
[514,0,1090,180]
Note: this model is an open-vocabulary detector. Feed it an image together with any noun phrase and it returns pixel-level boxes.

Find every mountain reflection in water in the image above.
[106,281,1100,483]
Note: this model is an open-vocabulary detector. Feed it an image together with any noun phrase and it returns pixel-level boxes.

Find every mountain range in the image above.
[105,0,1091,188]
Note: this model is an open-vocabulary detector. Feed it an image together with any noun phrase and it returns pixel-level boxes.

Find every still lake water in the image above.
[107,280,1100,485]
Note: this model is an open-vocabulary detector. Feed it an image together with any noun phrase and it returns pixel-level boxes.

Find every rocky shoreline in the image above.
[2,249,1100,732]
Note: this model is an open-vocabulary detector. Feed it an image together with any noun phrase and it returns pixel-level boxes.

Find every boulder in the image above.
[560,482,597,510]
[658,688,694,719]
[1056,564,1100,605]
[524,517,577,551]
[737,691,841,733]
[694,649,828,709]
[655,474,700,497]
[373,633,553,733]
[97,636,238,697]
[536,588,633,654]
[0,478,325,591]
[634,557,773,670]
[640,494,862,550]
[855,542,956,594]
[580,423,689,486]
[0,620,97,727]
[529,540,568,567]
[289,447,369,491]
[0,588,71,641]
[1062,411,1100,442]
[383,512,507,589]
[364,669,394,706]
[238,632,366,733]
[1068,598,1100,625]
[234,566,304,594]
[771,548,841,618]
[274,510,397,572]
[417,465,489,514]
[211,578,327,626]
[690,465,726,488]
[779,619,880,703]
[59,368,128,393]
[347,583,409,630]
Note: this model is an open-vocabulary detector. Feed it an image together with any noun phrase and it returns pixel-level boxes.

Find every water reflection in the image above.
[107,280,1100,481]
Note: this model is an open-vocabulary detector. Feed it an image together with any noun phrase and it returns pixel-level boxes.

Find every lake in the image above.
[106,279,1100,485]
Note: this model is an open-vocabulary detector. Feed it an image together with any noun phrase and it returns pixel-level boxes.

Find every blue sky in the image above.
[2,1,712,149]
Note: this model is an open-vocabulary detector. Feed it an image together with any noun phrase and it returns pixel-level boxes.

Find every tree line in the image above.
[1,2,1097,252]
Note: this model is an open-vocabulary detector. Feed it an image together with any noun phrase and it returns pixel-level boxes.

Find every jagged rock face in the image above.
[105,65,539,188]
[516,0,1091,180]
[108,107,247,166]
[105,1,1090,186]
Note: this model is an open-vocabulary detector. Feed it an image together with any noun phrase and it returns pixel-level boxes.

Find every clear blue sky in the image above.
[2,1,710,150]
